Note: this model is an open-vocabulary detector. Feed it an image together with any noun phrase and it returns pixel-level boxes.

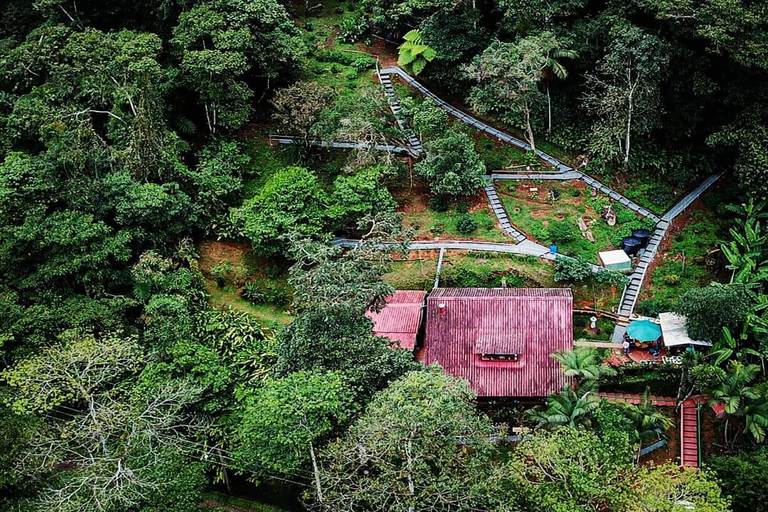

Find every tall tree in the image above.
[583,25,670,167]
[171,0,306,134]
[236,371,354,503]
[465,35,550,152]
[316,368,501,511]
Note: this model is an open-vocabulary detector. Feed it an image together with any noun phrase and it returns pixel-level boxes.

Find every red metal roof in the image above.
[366,291,427,350]
[423,288,573,397]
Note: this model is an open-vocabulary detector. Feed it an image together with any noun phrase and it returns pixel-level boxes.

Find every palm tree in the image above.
[543,47,577,134]
[551,347,617,384]
[621,388,674,460]
[528,383,601,429]
[707,360,761,445]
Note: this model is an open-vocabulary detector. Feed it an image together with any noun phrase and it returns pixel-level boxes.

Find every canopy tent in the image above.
[626,319,662,342]
[658,312,712,348]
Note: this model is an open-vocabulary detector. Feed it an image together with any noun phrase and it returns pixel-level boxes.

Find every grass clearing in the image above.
[198,240,294,327]
[573,313,616,341]
[392,185,508,242]
[636,203,728,316]
[382,258,439,290]
[496,179,655,263]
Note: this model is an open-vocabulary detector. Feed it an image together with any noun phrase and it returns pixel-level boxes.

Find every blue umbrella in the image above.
[627,319,662,342]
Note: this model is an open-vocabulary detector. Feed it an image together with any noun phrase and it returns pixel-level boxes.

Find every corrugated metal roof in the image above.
[423,288,573,397]
[430,288,572,298]
[366,291,427,350]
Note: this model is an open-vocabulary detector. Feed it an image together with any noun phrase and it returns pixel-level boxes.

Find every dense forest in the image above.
[2,0,768,511]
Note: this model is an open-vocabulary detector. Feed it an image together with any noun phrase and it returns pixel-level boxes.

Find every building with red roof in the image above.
[422,288,573,398]
[366,290,427,350]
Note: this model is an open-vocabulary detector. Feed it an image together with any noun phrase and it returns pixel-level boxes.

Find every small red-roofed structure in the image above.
[366,291,427,350]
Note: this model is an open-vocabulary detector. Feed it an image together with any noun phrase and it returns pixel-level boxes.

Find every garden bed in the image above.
[496,179,655,263]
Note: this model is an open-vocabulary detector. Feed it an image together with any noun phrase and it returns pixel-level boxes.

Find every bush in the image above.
[554,257,593,283]
[454,200,470,214]
[338,16,368,43]
[456,215,478,234]
[707,448,768,512]
[241,281,266,304]
[636,296,675,317]
[549,220,575,244]
[304,21,314,31]
[241,281,290,306]
[676,284,751,340]
[661,274,680,286]
[428,195,449,212]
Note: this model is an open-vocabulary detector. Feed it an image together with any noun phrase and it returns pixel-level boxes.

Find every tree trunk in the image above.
[547,85,552,134]
[405,435,415,512]
[524,103,536,153]
[309,441,324,503]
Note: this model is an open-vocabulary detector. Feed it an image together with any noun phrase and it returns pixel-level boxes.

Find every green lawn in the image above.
[392,185,509,242]
[573,313,616,341]
[496,180,655,263]
[382,259,439,290]
[636,207,726,316]
[440,252,621,311]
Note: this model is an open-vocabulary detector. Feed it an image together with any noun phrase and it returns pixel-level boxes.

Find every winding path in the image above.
[379,66,661,222]
[270,135,410,155]
[376,64,722,319]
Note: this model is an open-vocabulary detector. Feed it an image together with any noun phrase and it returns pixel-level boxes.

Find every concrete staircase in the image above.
[617,219,670,318]
[377,69,422,157]
[483,183,527,242]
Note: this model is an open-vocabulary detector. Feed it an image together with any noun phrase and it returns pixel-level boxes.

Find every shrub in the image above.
[431,222,446,236]
[549,220,575,244]
[241,281,266,304]
[676,284,751,340]
[554,257,593,283]
[636,296,675,317]
[456,215,478,234]
[304,21,314,31]
[454,200,470,214]
[661,274,680,286]
[241,281,290,306]
[338,16,368,43]
[428,195,449,212]
[707,448,768,512]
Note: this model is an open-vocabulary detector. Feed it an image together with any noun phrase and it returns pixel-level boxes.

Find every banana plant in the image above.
[397,30,436,75]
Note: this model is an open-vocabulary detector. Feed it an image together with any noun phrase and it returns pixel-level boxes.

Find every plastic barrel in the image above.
[632,229,651,247]
[622,237,642,256]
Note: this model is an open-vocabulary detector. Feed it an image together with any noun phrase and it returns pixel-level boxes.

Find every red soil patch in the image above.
[198,240,253,275]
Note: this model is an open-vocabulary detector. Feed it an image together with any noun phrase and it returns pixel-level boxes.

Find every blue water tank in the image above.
[550,244,558,254]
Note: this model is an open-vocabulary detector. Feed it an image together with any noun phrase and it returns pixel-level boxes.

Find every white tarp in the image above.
[659,312,712,347]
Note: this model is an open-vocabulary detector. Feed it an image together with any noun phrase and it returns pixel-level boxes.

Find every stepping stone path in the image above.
[375,64,722,320]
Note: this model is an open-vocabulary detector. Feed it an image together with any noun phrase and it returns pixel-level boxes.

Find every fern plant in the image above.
[397,30,436,75]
